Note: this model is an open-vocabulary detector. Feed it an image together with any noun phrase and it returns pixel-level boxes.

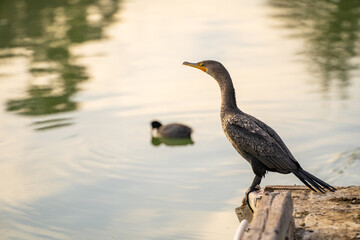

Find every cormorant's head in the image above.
[151,120,162,129]
[183,60,229,82]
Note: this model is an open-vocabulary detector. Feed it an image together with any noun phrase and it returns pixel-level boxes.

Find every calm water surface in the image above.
[0,0,359,239]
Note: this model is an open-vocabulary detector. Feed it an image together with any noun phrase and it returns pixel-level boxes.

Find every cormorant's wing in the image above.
[250,115,298,162]
[224,114,298,171]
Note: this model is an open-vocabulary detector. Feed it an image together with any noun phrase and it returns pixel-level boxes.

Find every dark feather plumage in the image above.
[151,120,192,138]
[158,123,192,138]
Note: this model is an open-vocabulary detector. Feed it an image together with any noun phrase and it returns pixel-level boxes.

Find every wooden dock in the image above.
[235,185,360,240]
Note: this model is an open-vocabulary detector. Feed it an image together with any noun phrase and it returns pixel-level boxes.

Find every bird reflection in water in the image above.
[150,120,194,147]
[151,137,194,147]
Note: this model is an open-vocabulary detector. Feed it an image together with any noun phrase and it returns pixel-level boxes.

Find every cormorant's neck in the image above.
[216,72,238,113]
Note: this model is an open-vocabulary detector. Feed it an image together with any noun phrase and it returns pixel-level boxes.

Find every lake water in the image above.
[0,0,359,239]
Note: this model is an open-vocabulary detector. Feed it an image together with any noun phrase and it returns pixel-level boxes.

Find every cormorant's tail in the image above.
[291,169,336,193]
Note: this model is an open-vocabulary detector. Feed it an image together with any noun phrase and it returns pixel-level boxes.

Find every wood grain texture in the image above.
[243,191,293,240]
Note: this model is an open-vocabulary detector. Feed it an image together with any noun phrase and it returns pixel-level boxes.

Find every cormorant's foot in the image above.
[245,186,261,213]
[246,191,254,213]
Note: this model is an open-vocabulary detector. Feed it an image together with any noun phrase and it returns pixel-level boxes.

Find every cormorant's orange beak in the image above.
[183,61,207,72]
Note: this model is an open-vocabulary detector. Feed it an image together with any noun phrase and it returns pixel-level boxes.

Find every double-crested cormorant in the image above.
[151,120,192,138]
[183,60,336,211]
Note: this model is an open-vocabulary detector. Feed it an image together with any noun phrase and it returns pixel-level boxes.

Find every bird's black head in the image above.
[151,120,162,129]
[183,60,230,83]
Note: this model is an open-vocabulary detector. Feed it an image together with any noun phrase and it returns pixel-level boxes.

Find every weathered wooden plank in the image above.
[265,185,309,192]
[242,191,294,240]
[261,191,293,239]
[235,186,360,240]
[243,193,274,240]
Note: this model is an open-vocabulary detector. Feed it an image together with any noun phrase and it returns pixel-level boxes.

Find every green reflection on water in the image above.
[268,0,360,97]
[151,137,195,147]
[0,0,121,116]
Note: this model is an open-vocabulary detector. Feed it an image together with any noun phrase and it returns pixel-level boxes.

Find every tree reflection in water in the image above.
[0,0,121,129]
[268,0,360,98]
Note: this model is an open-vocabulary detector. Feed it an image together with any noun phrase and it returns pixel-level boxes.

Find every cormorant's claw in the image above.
[246,190,254,213]
[245,186,261,213]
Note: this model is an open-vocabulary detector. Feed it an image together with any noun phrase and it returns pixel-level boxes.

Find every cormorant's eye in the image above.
[199,63,204,66]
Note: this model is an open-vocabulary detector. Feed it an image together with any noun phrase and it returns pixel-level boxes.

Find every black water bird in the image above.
[183,60,336,211]
[151,120,192,138]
